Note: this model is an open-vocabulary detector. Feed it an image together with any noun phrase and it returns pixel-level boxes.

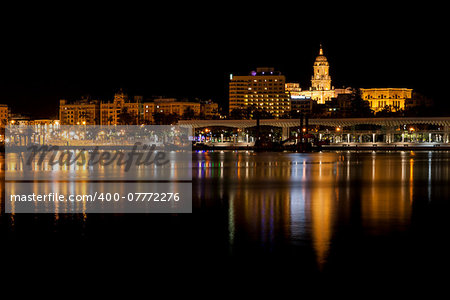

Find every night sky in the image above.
[1,4,446,118]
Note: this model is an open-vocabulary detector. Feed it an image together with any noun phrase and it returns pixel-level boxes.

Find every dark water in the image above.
[2,151,450,286]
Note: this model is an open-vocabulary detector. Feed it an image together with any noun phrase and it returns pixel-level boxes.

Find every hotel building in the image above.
[229,67,290,118]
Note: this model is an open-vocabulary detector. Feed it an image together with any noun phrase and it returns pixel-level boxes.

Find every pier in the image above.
[179,117,450,150]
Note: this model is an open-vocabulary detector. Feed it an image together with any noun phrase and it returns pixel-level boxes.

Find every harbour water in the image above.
[2,151,450,282]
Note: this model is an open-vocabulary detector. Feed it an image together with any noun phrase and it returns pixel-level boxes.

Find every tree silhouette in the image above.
[350,89,373,117]
[182,106,196,120]
[118,108,135,125]
[153,112,179,125]
[229,108,246,120]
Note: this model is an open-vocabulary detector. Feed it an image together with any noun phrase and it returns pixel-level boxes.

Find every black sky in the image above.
[1,3,447,118]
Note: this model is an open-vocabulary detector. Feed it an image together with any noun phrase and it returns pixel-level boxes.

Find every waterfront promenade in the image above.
[179,117,450,149]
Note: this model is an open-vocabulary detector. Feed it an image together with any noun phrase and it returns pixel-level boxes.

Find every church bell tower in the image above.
[311,44,332,91]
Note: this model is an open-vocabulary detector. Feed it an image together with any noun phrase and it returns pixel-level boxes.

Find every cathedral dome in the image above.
[314,45,328,63]
[315,55,328,62]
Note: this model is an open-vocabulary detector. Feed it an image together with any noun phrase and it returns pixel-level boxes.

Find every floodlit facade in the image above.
[100,90,140,125]
[143,98,203,123]
[59,98,100,125]
[59,92,217,126]
[296,45,336,104]
[285,83,302,98]
[288,45,352,104]
[142,98,220,123]
[200,100,219,118]
[0,104,9,127]
[229,67,290,118]
[0,104,8,142]
[361,88,412,112]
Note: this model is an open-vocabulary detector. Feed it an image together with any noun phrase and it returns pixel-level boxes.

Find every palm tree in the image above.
[118,108,134,125]
[107,116,114,125]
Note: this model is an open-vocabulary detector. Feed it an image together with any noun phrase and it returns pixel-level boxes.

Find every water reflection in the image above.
[193,151,449,269]
[194,152,340,267]
[2,151,450,271]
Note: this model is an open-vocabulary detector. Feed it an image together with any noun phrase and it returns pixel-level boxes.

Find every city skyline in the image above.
[1,29,446,119]
[0,41,440,120]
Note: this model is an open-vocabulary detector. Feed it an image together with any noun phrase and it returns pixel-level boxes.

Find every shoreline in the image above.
[2,144,450,153]
[192,144,450,151]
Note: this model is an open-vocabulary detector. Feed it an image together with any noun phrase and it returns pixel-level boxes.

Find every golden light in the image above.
[302,128,307,132]
[10,120,15,125]
[409,127,415,132]
[82,121,86,125]
[336,127,341,132]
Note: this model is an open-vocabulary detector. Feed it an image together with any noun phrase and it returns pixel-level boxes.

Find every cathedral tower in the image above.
[311,44,331,91]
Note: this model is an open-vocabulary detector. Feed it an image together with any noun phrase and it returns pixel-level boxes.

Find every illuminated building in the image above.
[0,104,9,127]
[8,113,32,126]
[291,45,352,104]
[229,67,290,118]
[153,98,201,115]
[142,98,218,123]
[361,88,412,112]
[285,83,302,98]
[291,98,314,115]
[143,98,201,123]
[31,119,59,126]
[60,98,100,125]
[286,83,314,115]
[311,45,332,91]
[30,120,60,134]
[0,104,8,142]
[100,90,140,125]
[59,91,215,126]
[200,100,219,119]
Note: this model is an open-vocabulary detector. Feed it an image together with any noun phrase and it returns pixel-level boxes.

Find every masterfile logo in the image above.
[4,125,193,213]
